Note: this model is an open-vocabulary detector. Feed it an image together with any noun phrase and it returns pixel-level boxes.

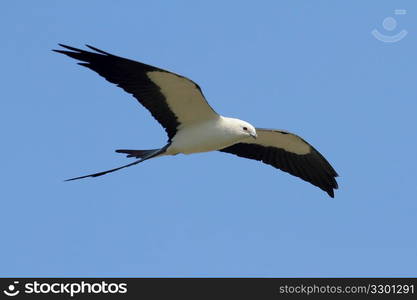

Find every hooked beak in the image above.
[250,133,257,139]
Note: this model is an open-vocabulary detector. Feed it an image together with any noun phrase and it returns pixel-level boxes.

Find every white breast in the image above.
[167,116,244,155]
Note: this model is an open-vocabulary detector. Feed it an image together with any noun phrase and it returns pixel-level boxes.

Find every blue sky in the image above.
[1,1,416,277]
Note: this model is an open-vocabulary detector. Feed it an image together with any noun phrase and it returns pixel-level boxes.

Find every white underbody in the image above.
[147,71,256,156]
[165,116,252,155]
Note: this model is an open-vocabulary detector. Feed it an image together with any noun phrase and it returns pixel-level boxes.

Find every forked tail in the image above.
[115,149,160,158]
[65,145,169,181]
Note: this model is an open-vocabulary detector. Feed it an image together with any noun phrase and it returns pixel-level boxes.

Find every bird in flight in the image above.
[54,44,338,197]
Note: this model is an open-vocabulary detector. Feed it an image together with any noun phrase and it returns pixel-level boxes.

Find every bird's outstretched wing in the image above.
[53,44,218,141]
[219,128,338,197]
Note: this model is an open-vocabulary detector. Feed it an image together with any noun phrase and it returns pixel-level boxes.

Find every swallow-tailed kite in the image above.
[54,44,338,197]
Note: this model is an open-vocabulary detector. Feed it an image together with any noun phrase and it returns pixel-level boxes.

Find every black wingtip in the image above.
[85,44,110,55]
[52,44,81,56]
[56,43,82,52]
[53,43,111,59]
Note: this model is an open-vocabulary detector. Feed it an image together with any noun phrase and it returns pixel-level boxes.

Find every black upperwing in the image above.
[54,44,218,141]
[220,129,338,197]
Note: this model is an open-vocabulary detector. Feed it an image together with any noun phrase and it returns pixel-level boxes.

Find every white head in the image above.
[227,118,257,140]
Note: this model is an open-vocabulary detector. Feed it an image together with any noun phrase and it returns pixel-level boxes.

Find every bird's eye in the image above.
[243,127,248,131]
